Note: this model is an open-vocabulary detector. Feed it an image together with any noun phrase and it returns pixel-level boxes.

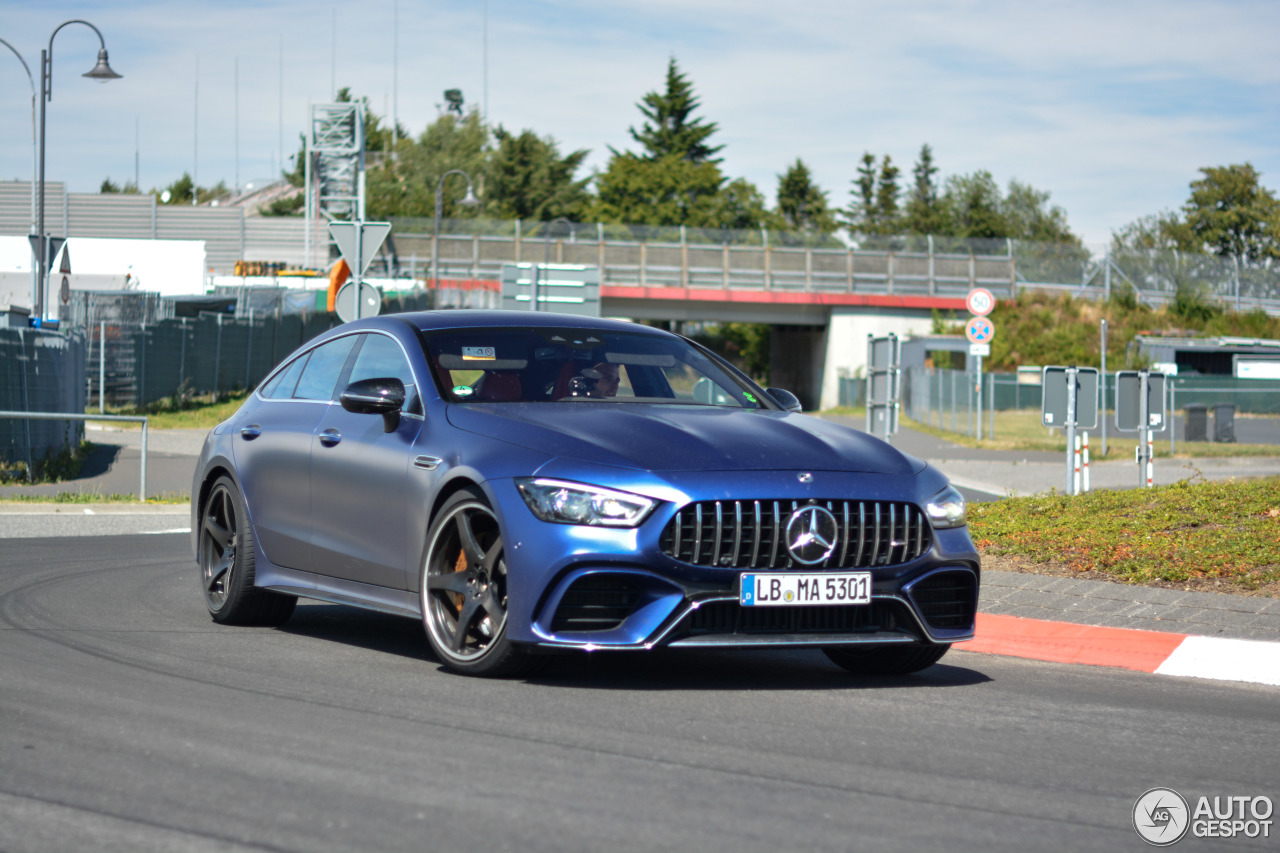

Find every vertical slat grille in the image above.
[660,500,932,569]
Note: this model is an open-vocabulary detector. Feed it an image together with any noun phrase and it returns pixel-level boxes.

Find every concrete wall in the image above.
[818,307,937,410]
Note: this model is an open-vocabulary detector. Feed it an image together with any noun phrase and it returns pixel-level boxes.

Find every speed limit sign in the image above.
[966,287,995,317]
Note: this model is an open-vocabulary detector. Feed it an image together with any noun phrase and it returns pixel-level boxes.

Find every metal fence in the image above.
[6,180,1277,314]
[0,326,86,470]
[81,289,437,410]
[895,367,1280,441]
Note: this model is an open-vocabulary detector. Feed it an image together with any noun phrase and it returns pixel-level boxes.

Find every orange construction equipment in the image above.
[327,259,351,312]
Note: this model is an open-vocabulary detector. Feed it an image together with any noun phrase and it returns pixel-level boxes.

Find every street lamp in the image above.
[35,20,122,322]
[431,169,478,300]
[535,217,574,312]
[0,38,37,314]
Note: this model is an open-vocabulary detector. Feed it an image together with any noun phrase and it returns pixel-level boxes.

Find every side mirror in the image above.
[766,387,803,413]
[341,377,406,432]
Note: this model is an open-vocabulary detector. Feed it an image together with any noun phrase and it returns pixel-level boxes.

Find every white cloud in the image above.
[1,0,1276,248]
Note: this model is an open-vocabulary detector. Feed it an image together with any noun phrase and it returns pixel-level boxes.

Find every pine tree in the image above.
[777,159,836,235]
[904,144,947,234]
[627,58,723,164]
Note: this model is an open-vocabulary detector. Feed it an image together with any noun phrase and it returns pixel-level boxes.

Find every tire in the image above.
[420,488,538,678]
[823,642,950,676]
[199,476,296,626]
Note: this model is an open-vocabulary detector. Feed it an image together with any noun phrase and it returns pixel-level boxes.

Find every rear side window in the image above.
[293,336,357,401]
[260,355,307,399]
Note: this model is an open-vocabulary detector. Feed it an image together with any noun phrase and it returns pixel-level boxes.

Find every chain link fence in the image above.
[863,367,1280,442]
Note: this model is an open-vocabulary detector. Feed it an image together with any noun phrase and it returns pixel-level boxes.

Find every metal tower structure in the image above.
[304,101,365,266]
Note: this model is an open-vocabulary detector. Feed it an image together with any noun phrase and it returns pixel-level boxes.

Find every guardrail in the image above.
[0,411,149,499]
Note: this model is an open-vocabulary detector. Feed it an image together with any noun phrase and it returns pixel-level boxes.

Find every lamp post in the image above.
[431,169,478,301]
[535,217,574,311]
[0,38,37,313]
[35,20,122,322]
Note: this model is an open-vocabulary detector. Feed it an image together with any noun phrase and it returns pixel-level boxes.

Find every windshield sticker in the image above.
[743,392,758,403]
[462,346,496,361]
[453,385,475,397]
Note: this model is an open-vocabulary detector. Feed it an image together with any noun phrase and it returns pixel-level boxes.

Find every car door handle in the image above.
[318,428,342,447]
[241,425,262,440]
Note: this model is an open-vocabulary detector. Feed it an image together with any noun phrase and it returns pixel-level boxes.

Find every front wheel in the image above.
[420,489,538,678]
[200,476,296,626]
[823,642,950,676]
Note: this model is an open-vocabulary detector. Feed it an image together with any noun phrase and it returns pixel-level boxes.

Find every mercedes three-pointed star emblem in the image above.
[785,504,839,565]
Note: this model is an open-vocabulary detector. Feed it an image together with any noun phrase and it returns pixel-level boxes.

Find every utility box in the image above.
[1213,404,1236,443]
[1184,404,1208,442]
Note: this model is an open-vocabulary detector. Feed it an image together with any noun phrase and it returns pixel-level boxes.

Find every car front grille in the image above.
[549,575,642,633]
[909,570,977,630]
[684,599,906,636]
[659,499,931,570]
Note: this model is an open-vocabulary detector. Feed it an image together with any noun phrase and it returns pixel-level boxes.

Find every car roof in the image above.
[398,310,671,337]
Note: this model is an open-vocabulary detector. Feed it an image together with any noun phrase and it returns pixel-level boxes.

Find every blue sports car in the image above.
[192,310,978,677]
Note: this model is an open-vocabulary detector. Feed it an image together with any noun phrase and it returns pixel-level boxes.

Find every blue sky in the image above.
[2,0,1277,249]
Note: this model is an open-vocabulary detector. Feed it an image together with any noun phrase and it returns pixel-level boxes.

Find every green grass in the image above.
[0,491,188,504]
[90,392,250,431]
[969,476,1280,593]
[0,441,96,485]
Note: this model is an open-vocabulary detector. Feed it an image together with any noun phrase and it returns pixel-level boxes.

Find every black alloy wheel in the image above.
[200,476,296,626]
[421,489,537,677]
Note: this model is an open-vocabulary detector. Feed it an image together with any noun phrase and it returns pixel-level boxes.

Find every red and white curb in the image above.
[958,614,1280,687]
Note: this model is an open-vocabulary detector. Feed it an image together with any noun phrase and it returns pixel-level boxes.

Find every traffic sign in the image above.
[969,343,990,357]
[1115,370,1167,432]
[334,281,382,323]
[966,287,996,317]
[965,316,995,344]
[1042,366,1099,429]
[328,221,391,276]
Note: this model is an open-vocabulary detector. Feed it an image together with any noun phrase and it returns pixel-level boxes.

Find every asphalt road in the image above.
[1,534,1275,852]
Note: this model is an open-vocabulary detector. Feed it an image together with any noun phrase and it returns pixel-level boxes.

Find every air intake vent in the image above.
[659,500,930,570]
[550,575,642,633]
[685,600,905,636]
[910,571,977,630]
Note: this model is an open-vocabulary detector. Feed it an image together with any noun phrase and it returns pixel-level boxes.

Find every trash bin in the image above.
[1184,403,1208,442]
[1213,403,1236,443]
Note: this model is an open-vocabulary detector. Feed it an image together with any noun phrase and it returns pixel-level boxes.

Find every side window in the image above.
[261,355,308,400]
[347,334,421,414]
[293,336,357,401]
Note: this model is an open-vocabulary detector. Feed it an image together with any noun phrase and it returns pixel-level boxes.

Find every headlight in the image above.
[925,484,967,529]
[515,478,656,528]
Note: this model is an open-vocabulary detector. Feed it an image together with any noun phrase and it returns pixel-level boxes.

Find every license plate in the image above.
[739,572,871,607]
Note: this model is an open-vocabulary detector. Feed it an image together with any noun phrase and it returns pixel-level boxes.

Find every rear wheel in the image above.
[420,489,538,678]
[200,476,296,626]
[823,642,950,675]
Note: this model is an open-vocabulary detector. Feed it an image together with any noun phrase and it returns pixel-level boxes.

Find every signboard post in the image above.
[328,221,391,322]
[1042,366,1099,495]
[1115,369,1167,488]
[866,333,900,444]
[965,312,995,440]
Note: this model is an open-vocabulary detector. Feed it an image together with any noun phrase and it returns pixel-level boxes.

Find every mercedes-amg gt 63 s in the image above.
[192,310,978,677]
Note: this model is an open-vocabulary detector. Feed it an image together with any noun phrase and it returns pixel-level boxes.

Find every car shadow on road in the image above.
[528,647,991,691]
[280,603,432,662]
[279,602,991,690]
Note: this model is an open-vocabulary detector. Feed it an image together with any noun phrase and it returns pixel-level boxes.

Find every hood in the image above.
[446,403,923,475]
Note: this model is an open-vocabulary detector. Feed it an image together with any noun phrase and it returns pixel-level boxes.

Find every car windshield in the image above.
[426,327,767,408]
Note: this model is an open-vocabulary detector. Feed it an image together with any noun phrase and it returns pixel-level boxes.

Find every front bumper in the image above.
[489,468,980,651]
